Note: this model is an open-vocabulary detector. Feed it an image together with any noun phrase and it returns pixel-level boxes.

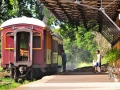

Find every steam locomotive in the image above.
[0,16,63,81]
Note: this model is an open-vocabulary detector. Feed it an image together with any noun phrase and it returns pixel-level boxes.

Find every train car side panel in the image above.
[1,27,14,68]
[57,39,63,67]
[52,36,58,65]
[32,26,45,66]
[46,31,52,65]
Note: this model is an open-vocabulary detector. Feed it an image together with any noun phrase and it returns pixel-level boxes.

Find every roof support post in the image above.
[101,0,102,9]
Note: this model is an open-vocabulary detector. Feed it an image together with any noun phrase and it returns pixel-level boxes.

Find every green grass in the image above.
[101,58,108,65]
[0,77,30,90]
[0,59,2,71]
[76,60,108,69]
[0,68,2,72]
[77,62,92,68]
[0,77,20,90]
[0,59,30,90]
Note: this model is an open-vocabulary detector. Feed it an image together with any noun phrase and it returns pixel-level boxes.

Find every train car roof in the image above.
[0,16,46,28]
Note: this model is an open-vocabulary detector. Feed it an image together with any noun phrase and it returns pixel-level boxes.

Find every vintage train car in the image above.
[0,16,63,81]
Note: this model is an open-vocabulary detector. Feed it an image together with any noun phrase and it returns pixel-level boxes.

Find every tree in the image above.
[0,0,44,24]
[58,20,111,64]
[53,22,97,63]
[0,0,14,23]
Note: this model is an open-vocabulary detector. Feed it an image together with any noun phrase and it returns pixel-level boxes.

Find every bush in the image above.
[103,48,120,66]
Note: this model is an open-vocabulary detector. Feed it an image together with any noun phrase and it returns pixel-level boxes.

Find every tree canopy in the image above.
[54,21,111,64]
[0,0,44,24]
[59,22,98,63]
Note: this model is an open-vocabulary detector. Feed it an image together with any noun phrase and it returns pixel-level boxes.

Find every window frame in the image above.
[33,31,42,50]
[5,31,14,50]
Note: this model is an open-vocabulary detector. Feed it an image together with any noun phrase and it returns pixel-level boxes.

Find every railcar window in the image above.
[52,39,58,52]
[56,40,58,52]
[52,40,56,52]
[58,44,61,54]
[33,32,41,48]
[5,32,14,49]
[52,40,54,51]
[55,40,57,52]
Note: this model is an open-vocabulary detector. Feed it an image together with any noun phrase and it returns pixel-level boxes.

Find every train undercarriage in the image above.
[3,63,59,82]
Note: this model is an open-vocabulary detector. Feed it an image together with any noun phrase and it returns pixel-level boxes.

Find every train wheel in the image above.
[30,68,34,81]
[46,68,50,75]
[10,68,14,78]
[50,68,53,75]
[14,68,18,82]
[55,67,58,73]
[53,67,57,74]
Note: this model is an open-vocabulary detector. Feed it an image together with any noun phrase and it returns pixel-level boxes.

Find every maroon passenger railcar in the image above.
[0,17,63,81]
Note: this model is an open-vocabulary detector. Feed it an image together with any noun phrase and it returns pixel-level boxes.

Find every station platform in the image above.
[13,71,120,90]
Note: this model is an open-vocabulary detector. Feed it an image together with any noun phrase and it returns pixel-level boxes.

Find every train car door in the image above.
[13,28,33,67]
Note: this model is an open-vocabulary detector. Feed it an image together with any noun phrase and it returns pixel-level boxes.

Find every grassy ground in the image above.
[101,58,108,65]
[0,77,29,90]
[0,77,21,90]
[0,68,2,71]
[76,61,107,68]
[0,67,2,72]
[77,62,92,68]
[0,59,1,70]
[0,59,30,90]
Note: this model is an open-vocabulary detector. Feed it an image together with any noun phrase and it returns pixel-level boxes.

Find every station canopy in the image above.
[39,0,120,45]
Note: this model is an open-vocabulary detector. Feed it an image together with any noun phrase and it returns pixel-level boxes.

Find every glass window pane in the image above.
[33,32,41,48]
[6,32,14,48]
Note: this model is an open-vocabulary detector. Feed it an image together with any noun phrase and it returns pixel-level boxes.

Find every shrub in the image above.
[103,48,120,66]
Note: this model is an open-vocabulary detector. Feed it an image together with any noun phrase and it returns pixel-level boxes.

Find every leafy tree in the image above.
[103,48,120,66]
[45,12,55,25]
[15,0,44,19]
[54,22,97,63]
[0,0,44,24]
[0,0,13,23]
[57,20,111,64]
